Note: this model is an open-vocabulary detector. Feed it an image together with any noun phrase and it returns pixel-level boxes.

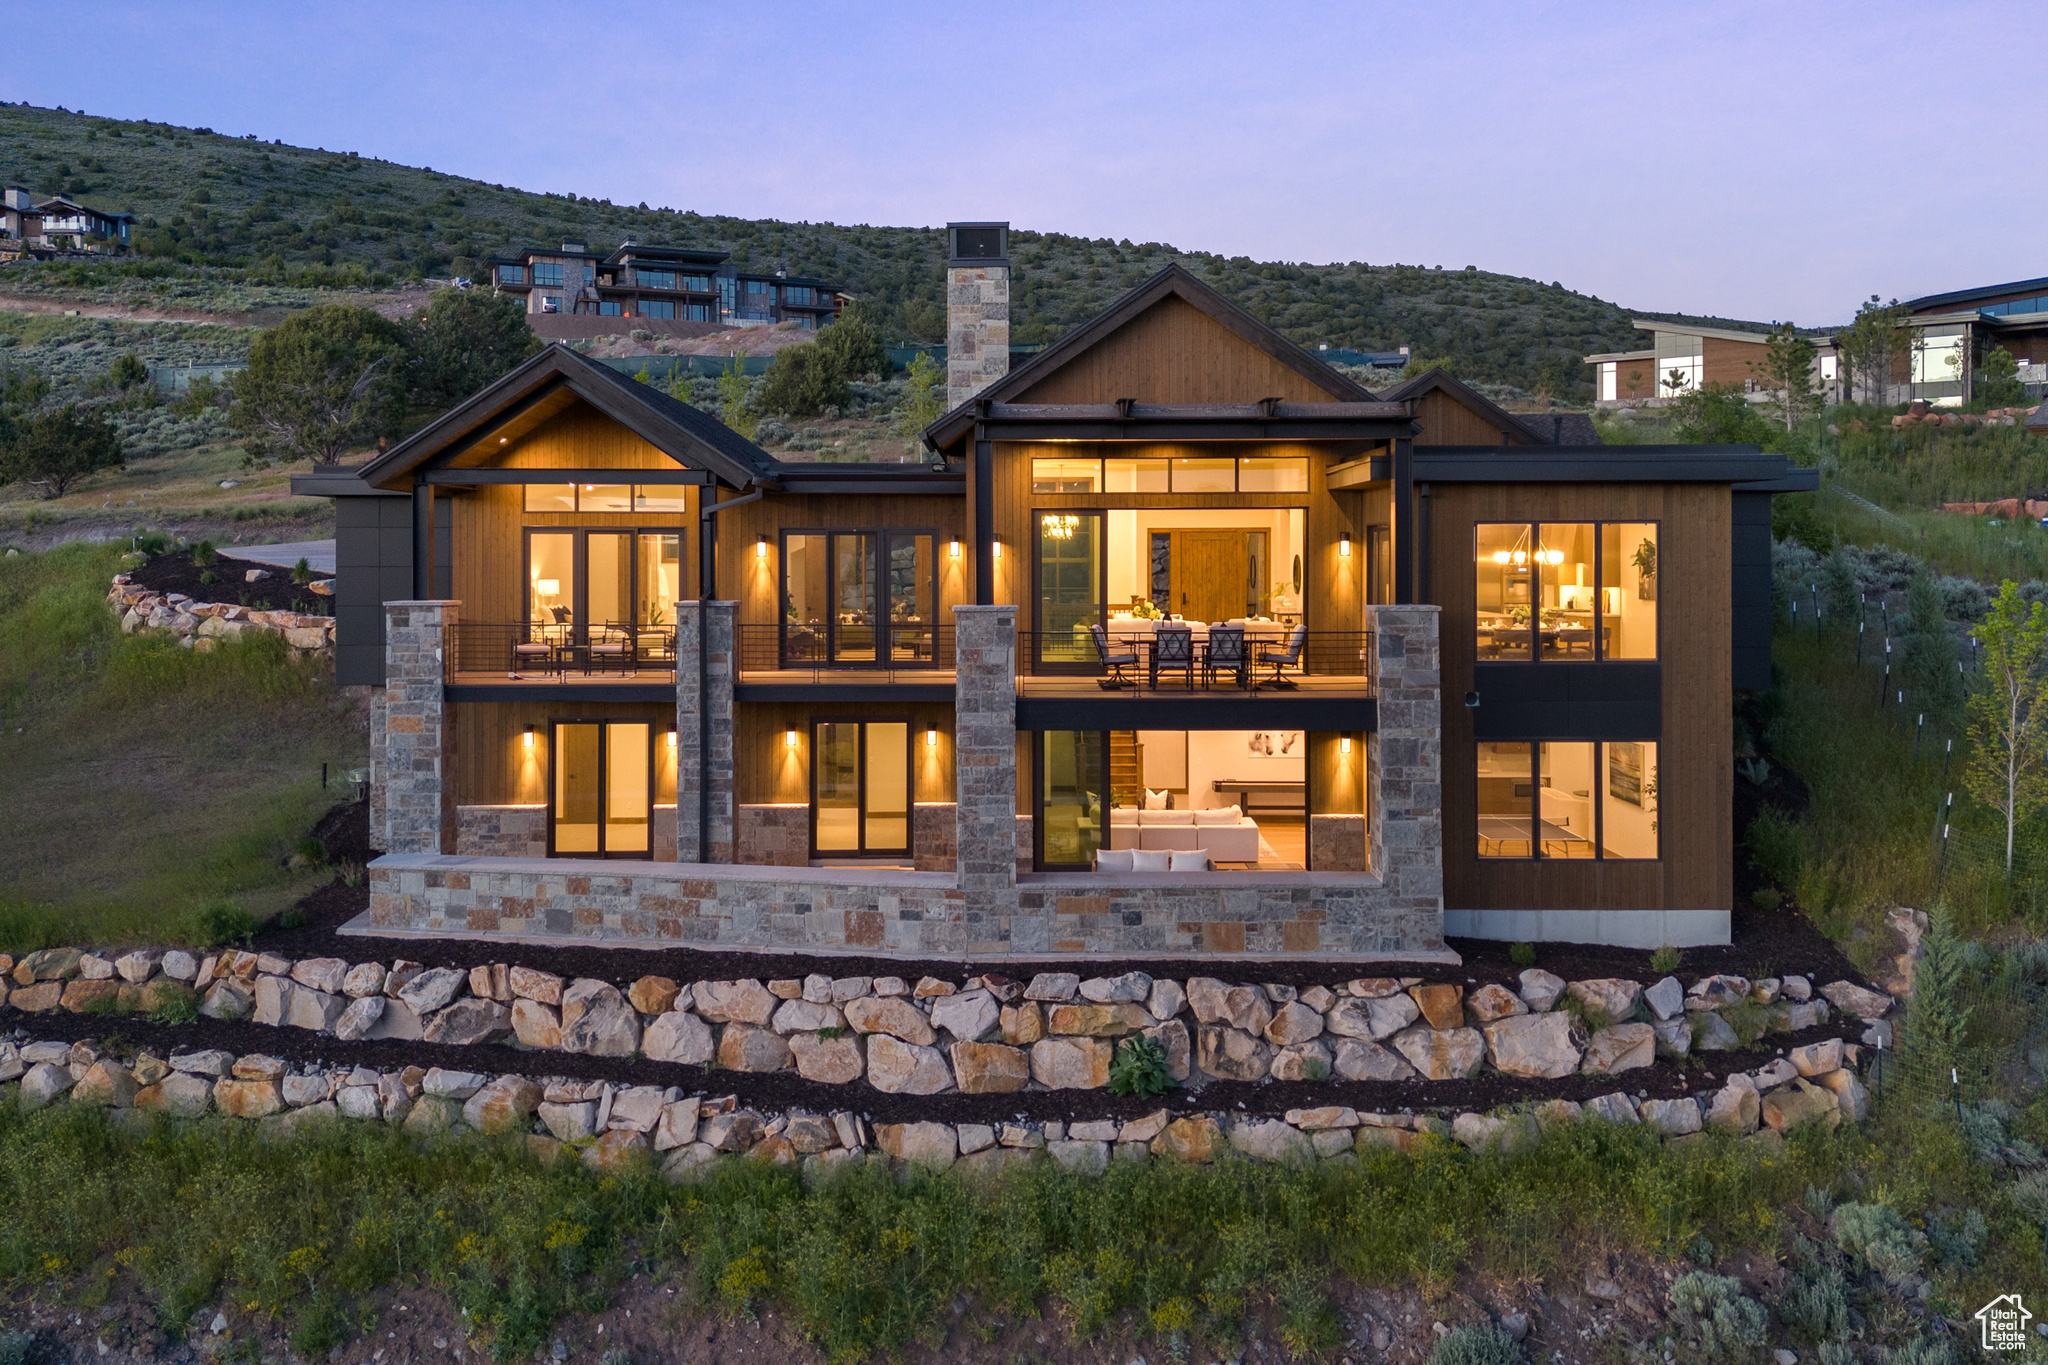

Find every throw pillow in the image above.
[1143,788,1169,810]
[1168,850,1209,872]
[1131,849,1171,872]
[1094,848,1135,872]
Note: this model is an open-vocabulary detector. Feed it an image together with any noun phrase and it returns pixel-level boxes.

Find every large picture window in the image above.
[1476,740,1658,860]
[524,529,683,633]
[1474,522,1658,661]
[811,720,910,857]
[549,720,652,858]
[781,529,936,666]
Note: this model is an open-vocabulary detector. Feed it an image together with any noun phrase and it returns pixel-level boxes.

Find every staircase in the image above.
[1110,730,1142,806]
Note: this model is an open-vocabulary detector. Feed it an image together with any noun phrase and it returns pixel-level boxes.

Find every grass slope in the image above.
[0,543,364,949]
[0,101,1747,394]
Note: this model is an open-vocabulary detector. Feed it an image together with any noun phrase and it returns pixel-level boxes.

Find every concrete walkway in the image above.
[218,539,335,576]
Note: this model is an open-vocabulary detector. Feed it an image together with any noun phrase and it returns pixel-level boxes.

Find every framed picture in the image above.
[1506,578,1531,604]
[1609,742,1645,807]
[1248,731,1302,758]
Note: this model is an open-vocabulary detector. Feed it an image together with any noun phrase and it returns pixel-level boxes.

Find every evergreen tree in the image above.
[1821,549,1861,633]
[1900,567,1960,714]
[1900,904,1972,1088]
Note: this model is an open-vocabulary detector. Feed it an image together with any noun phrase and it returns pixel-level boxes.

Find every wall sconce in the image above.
[755,535,768,559]
[666,730,678,749]
[991,536,1002,560]
[926,725,938,748]
[523,726,535,749]
[498,437,508,445]
[1340,735,1351,754]
[785,728,798,749]
[1339,532,1352,558]
[949,536,962,559]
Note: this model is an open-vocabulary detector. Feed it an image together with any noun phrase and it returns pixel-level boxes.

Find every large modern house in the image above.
[0,185,134,255]
[298,223,1812,958]
[1586,318,1840,408]
[482,240,846,341]
[1894,276,2048,406]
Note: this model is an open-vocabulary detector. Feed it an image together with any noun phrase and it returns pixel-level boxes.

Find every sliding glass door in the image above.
[781,530,936,667]
[549,721,652,857]
[1034,511,1103,669]
[811,720,910,857]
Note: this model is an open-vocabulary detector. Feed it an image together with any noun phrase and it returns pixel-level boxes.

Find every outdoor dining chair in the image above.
[1090,623,1138,689]
[1150,624,1195,690]
[1203,624,1247,689]
[1255,623,1309,689]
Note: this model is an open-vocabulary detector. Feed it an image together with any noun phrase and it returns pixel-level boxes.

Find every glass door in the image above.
[1038,730,1106,869]
[1034,511,1103,670]
[549,721,653,858]
[810,720,911,857]
[884,533,934,663]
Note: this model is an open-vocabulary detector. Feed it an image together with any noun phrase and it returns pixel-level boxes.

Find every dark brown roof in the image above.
[1374,368,1554,445]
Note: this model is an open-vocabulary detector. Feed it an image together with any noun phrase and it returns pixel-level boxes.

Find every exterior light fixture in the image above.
[1340,735,1351,754]
[1339,532,1352,558]
[949,537,962,559]
[666,730,678,749]
[1492,550,1510,565]
[499,437,508,444]
[927,725,938,747]
[992,536,1002,560]
[523,726,536,748]
[785,728,798,749]
[756,535,768,559]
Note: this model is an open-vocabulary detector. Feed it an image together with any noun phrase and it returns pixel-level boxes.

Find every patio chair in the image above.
[589,622,637,675]
[1090,623,1138,690]
[1203,624,1247,690]
[1150,624,1195,690]
[1255,623,1309,690]
[510,625,555,679]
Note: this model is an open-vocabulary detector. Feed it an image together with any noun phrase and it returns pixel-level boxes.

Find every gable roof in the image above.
[1376,368,1550,445]
[355,343,776,491]
[924,263,1375,450]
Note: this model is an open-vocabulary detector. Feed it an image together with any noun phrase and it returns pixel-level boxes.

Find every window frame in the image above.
[1030,508,1106,674]
[808,717,915,858]
[1474,739,1659,862]
[521,526,687,636]
[777,527,939,669]
[1033,729,1110,871]
[544,717,658,859]
[1472,521,1660,662]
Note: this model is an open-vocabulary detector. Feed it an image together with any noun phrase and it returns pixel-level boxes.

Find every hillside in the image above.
[0,102,1719,396]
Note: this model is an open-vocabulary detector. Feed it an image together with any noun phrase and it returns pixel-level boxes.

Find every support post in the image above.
[974,430,994,606]
[410,480,433,600]
[675,600,736,863]
[1366,603,1442,926]
[953,604,1019,913]
[382,600,458,855]
[1392,437,1415,604]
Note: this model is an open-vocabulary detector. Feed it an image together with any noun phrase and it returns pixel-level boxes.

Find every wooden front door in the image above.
[1167,529,1264,623]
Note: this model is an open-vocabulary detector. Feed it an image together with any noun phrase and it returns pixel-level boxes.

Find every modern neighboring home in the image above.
[297,222,1812,960]
[2,185,133,255]
[1894,276,2048,406]
[1586,318,1839,408]
[482,240,847,342]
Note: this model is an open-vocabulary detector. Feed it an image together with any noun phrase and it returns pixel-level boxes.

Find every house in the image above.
[1586,318,1839,408]
[1,186,38,252]
[1893,275,2048,406]
[482,240,847,342]
[28,193,133,251]
[297,221,1813,959]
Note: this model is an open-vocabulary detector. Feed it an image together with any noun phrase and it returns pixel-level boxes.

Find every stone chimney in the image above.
[946,222,1009,409]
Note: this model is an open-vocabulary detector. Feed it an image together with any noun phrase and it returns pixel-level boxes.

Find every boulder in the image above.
[1286,1106,1359,1130]
[1263,1000,1325,1046]
[425,998,510,1046]
[1144,1019,1192,1082]
[462,1078,541,1133]
[330,995,385,1043]
[135,979,196,1015]
[1332,1037,1419,1081]
[700,1110,764,1152]
[399,1095,462,1134]
[1045,1002,1145,1037]
[1453,1112,1539,1153]
[363,998,424,1041]
[341,962,387,997]
[396,967,465,1015]
[1023,972,1079,1001]
[160,950,199,982]
[771,998,843,1035]
[716,1024,792,1073]
[930,989,999,1042]
[170,1049,234,1076]
[74,1061,139,1107]
[62,979,121,1013]
[1229,1119,1315,1167]
[115,950,163,983]
[1762,1081,1837,1132]
[1464,983,1526,1023]
[8,982,61,1013]
[867,1034,954,1094]
[1516,968,1566,1011]
[537,1101,599,1141]
[1641,975,1684,1021]
[1269,1040,1333,1081]
[830,976,874,1002]
[950,1041,1031,1093]
[1390,1026,1486,1080]
[1566,978,1642,1022]
[214,1079,283,1119]
[1819,980,1892,1018]
[1704,1075,1760,1135]
[251,974,294,1026]
[1119,1110,1172,1144]
[1048,1140,1111,1175]
[1781,1001,1830,1031]
[560,986,641,1056]
[642,1010,715,1065]
[844,995,935,1045]
[282,1074,333,1106]
[789,1031,864,1084]
[1151,1115,1222,1163]
[1148,978,1187,1020]
[1195,1025,1273,1081]
[507,966,563,1004]
[877,1121,957,1169]
[232,1054,286,1081]
[582,1130,650,1170]
[1408,983,1464,1030]
[1078,971,1151,1003]
[1483,1012,1582,1078]
[510,998,563,1049]
[1651,1016,1692,1058]
[382,960,424,996]
[19,1061,75,1110]
[1580,1024,1657,1076]
[1345,977,1405,998]
[1000,1001,1046,1045]
[79,953,117,980]
[654,1098,701,1151]
[1030,1036,1113,1089]
[1581,1092,1639,1125]
[1790,1038,1843,1077]
[1688,974,1750,1007]
[17,947,82,982]
[691,978,778,1025]
[1817,1068,1870,1121]
[1780,974,1812,1001]
[135,1072,212,1118]
[661,1143,722,1182]
[604,1086,668,1134]
[286,986,346,1032]
[1638,1097,1702,1137]
[954,1122,997,1155]
[1690,1012,1740,1051]
[626,976,680,1015]
[290,958,348,994]
[336,1086,382,1121]
[1533,1098,1583,1127]
[1186,978,1272,1033]
[0,1044,19,1084]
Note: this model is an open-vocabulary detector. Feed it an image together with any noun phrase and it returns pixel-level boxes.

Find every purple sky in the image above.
[4,1,2040,326]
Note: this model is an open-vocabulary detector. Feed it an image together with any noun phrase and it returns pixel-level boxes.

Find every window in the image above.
[781,529,937,666]
[1035,510,1103,666]
[635,268,677,291]
[1911,332,1965,386]
[745,278,771,295]
[526,529,687,634]
[1238,457,1309,492]
[550,720,651,857]
[632,487,688,513]
[1047,456,1312,494]
[596,301,621,316]
[1031,458,1102,493]
[1598,361,1617,402]
[812,721,910,856]
[682,303,712,323]
[525,484,578,513]
[579,484,632,512]
[497,264,527,286]
[1474,522,1657,661]
[640,299,675,320]
[1655,354,1702,396]
[682,274,712,292]
[526,484,686,513]
[539,296,560,314]
[785,285,815,305]
[531,261,565,287]
[1104,458,1170,493]
[716,277,737,319]
[637,533,682,626]
[1477,741,1657,860]
[1171,457,1235,492]
[1039,731,1106,869]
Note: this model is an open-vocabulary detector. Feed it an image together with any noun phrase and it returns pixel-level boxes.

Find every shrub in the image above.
[1666,1271,1767,1365]
[1,403,124,498]
[1828,1202,1923,1284]
[1750,888,1782,911]
[192,897,258,945]
[754,343,847,420]
[0,1330,34,1365]
[1650,945,1680,974]
[1927,1206,1986,1270]
[1775,1257,1848,1346]
[1427,1325,1521,1365]
[813,302,888,382]
[191,539,216,566]
[1107,1034,1172,1098]
[1508,942,1536,968]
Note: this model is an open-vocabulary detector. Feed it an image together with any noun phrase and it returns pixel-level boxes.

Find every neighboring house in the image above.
[1586,319,1839,408]
[0,185,39,251]
[1893,275,2048,406]
[295,222,1812,958]
[29,193,133,250]
[482,240,847,341]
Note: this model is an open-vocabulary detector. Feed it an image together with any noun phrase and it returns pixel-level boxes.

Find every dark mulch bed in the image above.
[125,549,334,615]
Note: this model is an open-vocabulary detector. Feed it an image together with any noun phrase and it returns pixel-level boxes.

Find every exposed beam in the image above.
[423,467,714,486]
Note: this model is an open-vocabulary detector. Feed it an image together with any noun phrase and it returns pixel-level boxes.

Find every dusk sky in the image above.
[3,1,2039,327]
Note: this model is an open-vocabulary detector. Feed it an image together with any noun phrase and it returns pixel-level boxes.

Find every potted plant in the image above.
[1632,538,1658,601]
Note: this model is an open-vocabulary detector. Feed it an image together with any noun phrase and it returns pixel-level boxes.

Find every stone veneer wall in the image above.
[456,806,547,859]
[946,264,1010,409]
[1366,605,1443,922]
[674,601,735,864]
[736,805,809,867]
[383,602,457,855]
[1309,814,1367,872]
[954,606,1020,913]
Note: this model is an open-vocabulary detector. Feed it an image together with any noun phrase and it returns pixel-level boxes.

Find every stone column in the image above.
[675,600,736,864]
[953,605,1020,909]
[383,601,457,856]
[946,263,1010,409]
[367,686,388,852]
[1367,604,1443,924]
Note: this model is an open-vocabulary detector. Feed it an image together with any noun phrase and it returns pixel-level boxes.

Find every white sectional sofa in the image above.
[1106,806,1261,863]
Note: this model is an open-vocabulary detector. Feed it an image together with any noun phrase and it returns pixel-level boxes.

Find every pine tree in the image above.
[1900,904,1972,1089]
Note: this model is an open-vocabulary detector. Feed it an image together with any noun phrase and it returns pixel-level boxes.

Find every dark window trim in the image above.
[808,717,915,859]
[778,526,938,669]
[1473,520,1661,663]
[1475,739,1660,863]
[544,717,658,859]
[1032,729,1110,872]
[522,526,686,637]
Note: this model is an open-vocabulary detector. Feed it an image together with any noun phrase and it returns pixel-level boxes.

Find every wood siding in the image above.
[709,493,966,630]
[455,699,678,806]
[1409,388,1514,446]
[736,701,956,805]
[1013,295,1344,405]
[1702,337,1767,390]
[1428,482,1731,913]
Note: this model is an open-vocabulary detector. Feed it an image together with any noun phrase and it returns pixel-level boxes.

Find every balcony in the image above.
[444,622,679,700]
[735,623,957,701]
[1014,627,1376,729]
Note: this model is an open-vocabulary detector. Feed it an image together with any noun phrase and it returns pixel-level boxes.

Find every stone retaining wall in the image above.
[456,806,680,861]
[108,574,335,657]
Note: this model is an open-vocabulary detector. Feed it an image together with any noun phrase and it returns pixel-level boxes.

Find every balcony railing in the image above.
[737,623,955,682]
[1018,627,1374,692]
[446,623,677,681]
